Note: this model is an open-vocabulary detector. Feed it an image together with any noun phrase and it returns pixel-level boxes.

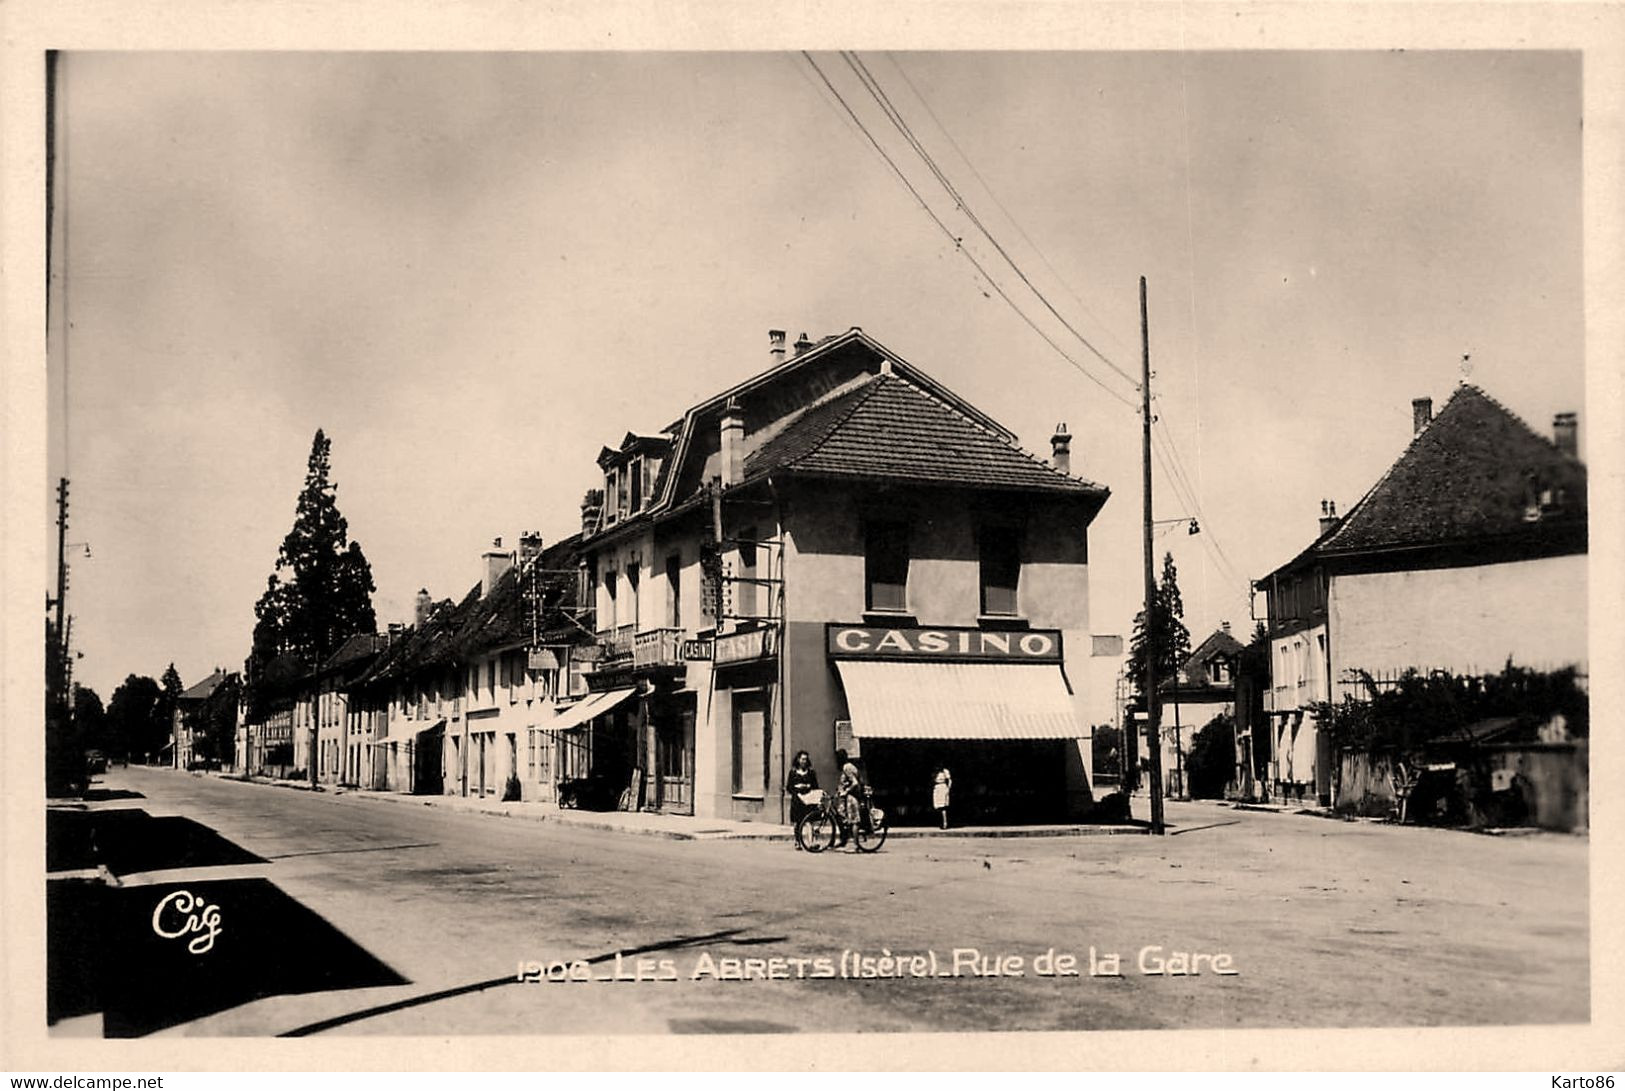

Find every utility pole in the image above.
[1140,278,1167,835]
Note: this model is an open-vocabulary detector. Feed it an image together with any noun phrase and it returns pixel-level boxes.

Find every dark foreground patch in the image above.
[48,876,408,1036]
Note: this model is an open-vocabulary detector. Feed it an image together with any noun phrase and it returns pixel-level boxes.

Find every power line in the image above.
[883,52,1141,368]
[845,51,1141,395]
[799,52,1137,411]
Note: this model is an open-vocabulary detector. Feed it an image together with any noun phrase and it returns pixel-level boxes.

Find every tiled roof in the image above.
[743,374,1106,496]
[178,670,229,703]
[1320,385,1586,555]
[1163,628,1245,691]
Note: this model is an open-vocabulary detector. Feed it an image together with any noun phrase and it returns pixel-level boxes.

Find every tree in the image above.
[1127,552,1192,706]
[45,619,83,796]
[249,429,377,675]
[1186,712,1236,799]
[107,673,162,762]
[72,684,107,750]
[193,674,241,768]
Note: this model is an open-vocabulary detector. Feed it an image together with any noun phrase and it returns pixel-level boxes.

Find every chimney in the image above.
[519,531,544,565]
[794,332,814,356]
[1050,423,1072,476]
[386,622,404,645]
[1319,499,1339,536]
[1221,620,1231,635]
[415,588,432,627]
[720,399,745,488]
[483,537,514,598]
[1553,412,1578,457]
[768,329,787,365]
[1412,397,1433,434]
[580,489,603,538]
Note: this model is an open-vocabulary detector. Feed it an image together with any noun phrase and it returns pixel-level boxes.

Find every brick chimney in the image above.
[1319,499,1339,536]
[1553,412,1578,457]
[414,588,432,627]
[768,329,787,365]
[483,537,514,598]
[794,332,815,356]
[580,489,603,538]
[1050,423,1072,476]
[720,399,745,487]
[1412,397,1433,434]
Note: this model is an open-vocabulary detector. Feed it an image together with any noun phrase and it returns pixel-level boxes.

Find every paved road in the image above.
[53,765,1588,1036]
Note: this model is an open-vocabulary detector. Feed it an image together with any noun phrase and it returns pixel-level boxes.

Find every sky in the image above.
[47,50,1585,708]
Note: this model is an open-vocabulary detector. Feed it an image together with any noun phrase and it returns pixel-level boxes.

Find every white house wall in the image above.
[1329,554,1589,689]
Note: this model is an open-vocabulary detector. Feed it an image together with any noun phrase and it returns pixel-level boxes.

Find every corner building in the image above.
[577,329,1110,825]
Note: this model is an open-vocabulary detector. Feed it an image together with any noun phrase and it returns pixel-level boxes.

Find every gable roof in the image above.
[1319,385,1585,556]
[743,372,1108,496]
[1161,627,1244,693]
[178,669,229,703]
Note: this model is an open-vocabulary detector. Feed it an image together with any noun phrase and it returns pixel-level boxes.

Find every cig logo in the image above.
[151,889,224,955]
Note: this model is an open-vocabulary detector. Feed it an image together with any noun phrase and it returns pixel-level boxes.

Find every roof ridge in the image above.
[884,373,1107,491]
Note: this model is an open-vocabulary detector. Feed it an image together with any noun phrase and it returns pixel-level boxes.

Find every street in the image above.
[48,765,1588,1037]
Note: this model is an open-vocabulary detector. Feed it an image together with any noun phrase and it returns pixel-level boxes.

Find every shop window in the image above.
[865,520,909,613]
[979,526,1021,616]
[731,692,769,797]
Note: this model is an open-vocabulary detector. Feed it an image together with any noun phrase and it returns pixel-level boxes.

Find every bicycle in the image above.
[796,788,889,853]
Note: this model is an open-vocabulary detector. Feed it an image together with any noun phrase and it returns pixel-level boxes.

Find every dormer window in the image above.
[628,455,644,512]
[616,465,630,518]
[604,467,620,526]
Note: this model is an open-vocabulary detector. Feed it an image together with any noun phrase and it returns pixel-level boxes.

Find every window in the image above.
[666,553,682,628]
[626,563,640,630]
[864,521,909,612]
[731,691,769,797]
[737,527,759,620]
[979,526,1021,616]
[629,456,644,512]
[604,569,618,631]
[487,660,496,697]
[617,466,630,518]
[605,468,619,525]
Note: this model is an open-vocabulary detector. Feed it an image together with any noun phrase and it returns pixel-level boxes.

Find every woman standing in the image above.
[786,750,819,848]
[933,764,953,829]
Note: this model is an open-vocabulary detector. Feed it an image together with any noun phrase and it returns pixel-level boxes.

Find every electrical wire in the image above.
[845,51,1141,394]
[798,52,1137,411]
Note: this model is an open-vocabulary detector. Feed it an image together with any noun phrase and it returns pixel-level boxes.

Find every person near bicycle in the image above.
[786,750,820,849]
[834,748,870,848]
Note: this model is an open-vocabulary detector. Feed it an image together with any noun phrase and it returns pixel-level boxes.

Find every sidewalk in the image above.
[205,771,1151,842]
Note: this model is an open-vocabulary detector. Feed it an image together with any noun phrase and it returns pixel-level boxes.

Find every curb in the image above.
[208,773,1152,842]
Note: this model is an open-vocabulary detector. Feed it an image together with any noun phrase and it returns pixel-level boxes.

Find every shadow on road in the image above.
[49,875,409,1037]
[1168,820,1243,836]
[47,808,268,875]
[277,927,782,1037]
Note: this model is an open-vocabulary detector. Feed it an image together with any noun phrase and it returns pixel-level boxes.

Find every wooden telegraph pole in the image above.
[1140,278,1167,835]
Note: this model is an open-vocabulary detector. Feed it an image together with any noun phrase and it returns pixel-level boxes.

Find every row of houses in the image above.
[1132,384,1587,825]
[219,328,1115,827]
[184,329,1587,830]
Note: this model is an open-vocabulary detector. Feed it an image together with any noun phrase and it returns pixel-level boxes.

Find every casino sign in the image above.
[825,624,1063,663]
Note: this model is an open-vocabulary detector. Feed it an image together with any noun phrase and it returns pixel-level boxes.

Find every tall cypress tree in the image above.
[1128,551,1192,706]
[249,430,377,676]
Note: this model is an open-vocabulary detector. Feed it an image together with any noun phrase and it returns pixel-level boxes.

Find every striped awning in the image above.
[834,660,1085,740]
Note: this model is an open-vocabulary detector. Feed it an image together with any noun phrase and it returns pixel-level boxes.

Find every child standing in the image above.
[933,765,953,829]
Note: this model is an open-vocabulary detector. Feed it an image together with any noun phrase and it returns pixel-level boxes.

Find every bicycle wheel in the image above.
[798,809,837,853]
[855,810,889,853]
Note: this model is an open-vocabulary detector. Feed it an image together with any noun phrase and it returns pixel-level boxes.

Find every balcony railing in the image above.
[633,627,685,670]
[595,625,639,664]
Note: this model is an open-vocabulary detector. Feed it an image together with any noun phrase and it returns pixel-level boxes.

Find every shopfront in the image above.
[826,624,1091,826]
